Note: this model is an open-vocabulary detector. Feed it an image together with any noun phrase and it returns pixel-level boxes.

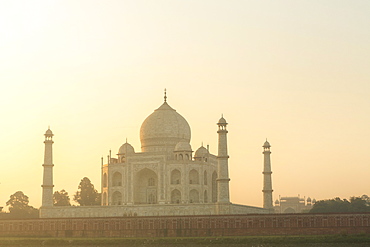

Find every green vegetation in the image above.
[2,191,38,219]
[73,177,101,206]
[310,195,370,213]
[53,189,71,206]
[0,235,370,246]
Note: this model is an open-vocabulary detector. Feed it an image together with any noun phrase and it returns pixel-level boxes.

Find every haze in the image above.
[0,0,369,209]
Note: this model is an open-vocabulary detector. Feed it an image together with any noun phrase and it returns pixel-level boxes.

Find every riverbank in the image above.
[1,234,370,246]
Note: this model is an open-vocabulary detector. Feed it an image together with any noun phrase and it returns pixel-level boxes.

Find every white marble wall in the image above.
[40,203,268,218]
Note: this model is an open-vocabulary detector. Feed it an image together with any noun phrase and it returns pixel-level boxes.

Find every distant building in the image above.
[274,196,316,213]
[40,92,269,218]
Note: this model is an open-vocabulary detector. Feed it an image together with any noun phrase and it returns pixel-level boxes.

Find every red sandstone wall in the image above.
[0,213,369,238]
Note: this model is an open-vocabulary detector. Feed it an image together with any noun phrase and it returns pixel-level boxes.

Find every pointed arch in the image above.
[112,191,122,205]
[171,169,181,184]
[134,168,158,204]
[284,207,296,214]
[189,169,199,184]
[112,172,122,186]
[189,189,199,203]
[171,189,181,204]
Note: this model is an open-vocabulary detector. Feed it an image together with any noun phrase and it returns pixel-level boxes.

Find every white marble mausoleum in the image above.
[40,93,269,218]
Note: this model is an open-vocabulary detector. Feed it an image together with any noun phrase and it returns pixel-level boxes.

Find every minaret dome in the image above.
[263,140,270,148]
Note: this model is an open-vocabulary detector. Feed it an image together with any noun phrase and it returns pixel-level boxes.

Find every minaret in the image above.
[41,128,54,207]
[262,139,273,211]
[217,116,230,204]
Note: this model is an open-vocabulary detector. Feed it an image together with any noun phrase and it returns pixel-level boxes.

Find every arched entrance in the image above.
[134,168,158,204]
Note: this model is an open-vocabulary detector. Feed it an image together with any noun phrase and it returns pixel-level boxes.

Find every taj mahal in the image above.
[40,92,273,218]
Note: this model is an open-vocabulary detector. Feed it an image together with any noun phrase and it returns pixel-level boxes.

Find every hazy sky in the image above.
[0,1,369,209]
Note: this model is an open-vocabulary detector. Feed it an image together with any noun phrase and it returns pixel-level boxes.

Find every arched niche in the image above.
[112,191,122,205]
[284,207,296,214]
[189,169,199,184]
[171,169,181,184]
[134,168,158,204]
[171,189,181,204]
[189,189,199,203]
[112,172,122,186]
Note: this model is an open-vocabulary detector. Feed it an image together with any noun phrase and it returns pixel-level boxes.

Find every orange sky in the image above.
[0,1,369,209]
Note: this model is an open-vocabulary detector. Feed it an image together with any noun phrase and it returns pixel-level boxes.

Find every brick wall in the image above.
[0,213,369,237]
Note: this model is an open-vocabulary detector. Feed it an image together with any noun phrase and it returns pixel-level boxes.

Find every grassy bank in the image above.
[0,235,370,246]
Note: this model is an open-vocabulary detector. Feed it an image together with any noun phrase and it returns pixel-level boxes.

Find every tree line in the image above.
[0,177,100,219]
[309,195,370,213]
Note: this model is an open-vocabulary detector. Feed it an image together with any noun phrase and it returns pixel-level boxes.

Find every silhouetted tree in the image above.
[53,189,71,206]
[361,194,370,205]
[348,196,369,212]
[6,191,39,218]
[74,177,100,206]
[96,192,102,205]
[310,195,370,213]
[0,207,6,219]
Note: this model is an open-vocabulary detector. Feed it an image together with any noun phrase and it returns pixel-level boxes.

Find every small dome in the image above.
[307,197,312,202]
[194,146,209,157]
[312,199,317,204]
[45,128,53,136]
[218,116,227,124]
[118,142,135,155]
[263,140,271,148]
[174,141,192,152]
[275,199,280,205]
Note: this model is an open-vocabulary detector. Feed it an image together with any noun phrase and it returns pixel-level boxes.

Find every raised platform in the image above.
[39,203,269,218]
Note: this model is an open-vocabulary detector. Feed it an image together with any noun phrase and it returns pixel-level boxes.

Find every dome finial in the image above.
[164,88,167,102]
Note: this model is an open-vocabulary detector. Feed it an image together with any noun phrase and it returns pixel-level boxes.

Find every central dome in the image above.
[140,101,191,153]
